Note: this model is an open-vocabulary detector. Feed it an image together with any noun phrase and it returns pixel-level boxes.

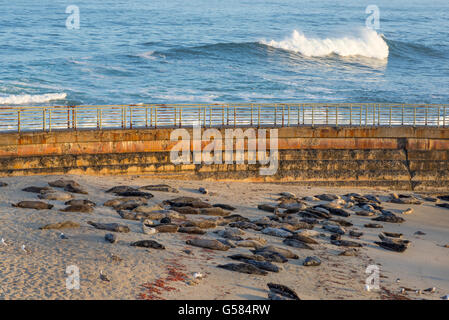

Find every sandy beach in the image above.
[0,174,447,300]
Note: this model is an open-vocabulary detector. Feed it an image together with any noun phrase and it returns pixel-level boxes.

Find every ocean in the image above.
[1,0,448,106]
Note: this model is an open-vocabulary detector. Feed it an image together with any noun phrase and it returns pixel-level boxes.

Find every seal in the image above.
[200,207,230,216]
[213,204,236,211]
[250,250,288,263]
[349,230,363,238]
[228,253,266,262]
[228,221,262,231]
[178,226,206,234]
[87,221,130,233]
[48,179,80,188]
[39,221,80,230]
[181,219,218,229]
[186,238,230,251]
[65,199,96,207]
[22,186,54,193]
[139,184,179,193]
[303,256,321,266]
[267,283,300,300]
[372,214,405,223]
[12,201,53,210]
[154,223,179,233]
[364,223,383,228]
[173,206,201,215]
[261,227,292,238]
[115,191,153,199]
[257,204,277,213]
[64,183,88,195]
[106,186,137,194]
[323,224,346,235]
[61,204,94,213]
[164,197,212,208]
[283,238,314,250]
[240,259,280,273]
[331,239,363,247]
[253,245,299,259]
[217,263,267,275]
[130,240,165,249]
[104,197,148,208]
[105,233,117,243]
[38,191,73,201]
[288,233,319,244]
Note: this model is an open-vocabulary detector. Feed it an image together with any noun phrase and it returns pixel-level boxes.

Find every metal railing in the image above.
[0,103,448,133]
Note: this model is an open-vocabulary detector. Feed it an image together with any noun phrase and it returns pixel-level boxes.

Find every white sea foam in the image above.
[154,94,219,103]
[0,93,67,105]
[137,51,157,60]
[260,29,389,59]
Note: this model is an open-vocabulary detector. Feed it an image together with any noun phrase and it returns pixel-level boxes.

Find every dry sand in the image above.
[0,174,447,300]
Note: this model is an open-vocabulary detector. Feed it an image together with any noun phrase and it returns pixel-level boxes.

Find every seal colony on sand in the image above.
[0,175,448,300]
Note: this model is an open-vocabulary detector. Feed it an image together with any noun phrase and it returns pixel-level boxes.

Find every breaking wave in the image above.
[260,29,389,59]
[0,93,67,105]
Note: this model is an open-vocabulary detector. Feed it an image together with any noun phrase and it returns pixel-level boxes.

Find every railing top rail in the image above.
[0,102,448,111]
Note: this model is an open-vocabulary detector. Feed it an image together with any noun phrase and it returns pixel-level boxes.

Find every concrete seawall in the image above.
[1,126,448,191]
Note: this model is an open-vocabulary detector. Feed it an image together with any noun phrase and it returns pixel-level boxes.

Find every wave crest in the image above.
[260,29,389,59]
[0,93,67,105]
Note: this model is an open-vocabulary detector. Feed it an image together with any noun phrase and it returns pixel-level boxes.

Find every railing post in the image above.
[413,106,416,126]
[349,104,352,126]
[49,109,52,132]
[99,108,102,130]
[130,107,133,129]
[72,107,75,129]
[297,104,300,126]
[43,108,46,131]
[438,106,440,128]
[180,107,182,128]
[336,105,338,127]
[360,105,362,126]
[425,105,428,126]
[389,105,392,127]
[311,104,314,127]
[302,104,305,125]
[325,105,328,125]
[226,106,229,126]
[121,107,124,128]
[155,106,157,129]
[443,105,446,128]
[250,103,253,126]
[234,105,236,128]
[376,104,379,126]
[282,104,284,127]
[74,107,77,130]
[365,105,367,127]
[401,104,404,126]
[145,107,148,128]
[209,106,212,128]
[17,110,21,133]
[222,105,224,127]
[174,106,177,127]
[288,104,290,126]
[274,104,277,126]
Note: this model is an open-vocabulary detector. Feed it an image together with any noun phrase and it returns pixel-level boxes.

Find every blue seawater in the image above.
[0,0,448,106]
